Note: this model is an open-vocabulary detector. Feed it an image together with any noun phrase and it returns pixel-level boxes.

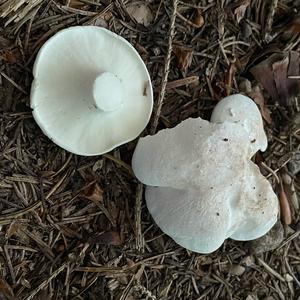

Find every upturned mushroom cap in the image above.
[31,26,153,156]
[132,95,278,253]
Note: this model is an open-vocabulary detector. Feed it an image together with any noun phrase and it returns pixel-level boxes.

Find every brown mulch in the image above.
[0,0,300,299]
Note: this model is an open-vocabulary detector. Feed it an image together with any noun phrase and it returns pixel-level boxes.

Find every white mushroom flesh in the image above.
[132,94,278,253]
[31,26,153,156]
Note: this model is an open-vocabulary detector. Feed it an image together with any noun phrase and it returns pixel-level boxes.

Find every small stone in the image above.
[281,173,292,185]
[239,79,252,94]
[230,264,246,276]
[287,150,300,175]
[152,47,161,56]
[92,159,104,172]
[92,18,108,28]
[127,3,154,26]
[241,255,255,267]
[246,220,284,254]
[284,273,294,282]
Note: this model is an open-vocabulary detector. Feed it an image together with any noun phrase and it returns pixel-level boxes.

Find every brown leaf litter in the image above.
[249,84,273,124]
[173,46,193,72]
[250,51,300,107]
[0,0,300,299]
[239,79,272,124]
[234,0,251,23]
[92,231,122,246]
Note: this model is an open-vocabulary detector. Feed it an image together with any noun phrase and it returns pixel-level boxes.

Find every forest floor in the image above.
[0,0,300,299]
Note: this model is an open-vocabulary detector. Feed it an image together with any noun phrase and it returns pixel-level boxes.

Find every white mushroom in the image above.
[132,94,278,253]
[211,94,267,156]
[31,26,153,156]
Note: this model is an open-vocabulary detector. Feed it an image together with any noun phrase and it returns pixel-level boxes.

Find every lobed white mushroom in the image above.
[132,94,278,254]
[31,26,153,156]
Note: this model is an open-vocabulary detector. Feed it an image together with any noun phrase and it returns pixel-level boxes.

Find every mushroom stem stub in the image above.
[93,72,123,112]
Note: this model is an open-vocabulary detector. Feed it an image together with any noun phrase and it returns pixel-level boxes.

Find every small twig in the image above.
[222,41,250,48]
[218,40,230,66]
[75,251,175,273]
[279,177,292,225]
[22,228,55,260]
[0,201,42,225]
[77,0,104,6]
[25,263,67,300]
[277,231,300,251]
[3,246,16,284]
[120,276,135,300]
[261,162,280,183]
[166,76,199,90]
[176,11,203,28]
[45,171,70,200]
[285,257,300,287]
[264,0,278,41]
[135,183,144,252]
[151,0,178,134]
[103,153,134,176]
[257,257,285,282]
[0,71,27,94]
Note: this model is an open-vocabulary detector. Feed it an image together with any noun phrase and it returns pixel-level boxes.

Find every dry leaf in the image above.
[126,258,135,268]
[273,53,299,106]
[81,182,103,203]
[193,9,204,28]
[250,51,300,107]
[93,231,122,246]
[5,220,24,239]
[248,85,272,124]
[279,179,292,225]
[0,50,18,63]
[174,47,193,72]
[127,3,154,26]
[234,0,251,23]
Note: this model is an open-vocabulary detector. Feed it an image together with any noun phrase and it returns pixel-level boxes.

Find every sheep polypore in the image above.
[132,94,278,254]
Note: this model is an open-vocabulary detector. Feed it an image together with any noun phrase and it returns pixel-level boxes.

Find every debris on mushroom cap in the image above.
[132,95,278,254]
[31,26,153,156]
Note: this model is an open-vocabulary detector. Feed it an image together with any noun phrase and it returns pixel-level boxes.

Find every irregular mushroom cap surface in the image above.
[31,26,153,156]
[211,94,267,155]
[132,94,278,254]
